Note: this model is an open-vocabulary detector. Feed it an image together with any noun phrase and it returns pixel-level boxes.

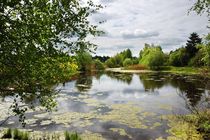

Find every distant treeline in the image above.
[104,32,210,70]
[93,56,110,62]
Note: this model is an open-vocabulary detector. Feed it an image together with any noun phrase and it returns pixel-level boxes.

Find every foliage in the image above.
[123,58,133,67]
[177,109,210,139]
[190,0,210,17]
[139,44,165,69]
[185,32,202,60]
[93,55,110,62]
[76,51,93,71]
[199,34,210,66]
[0,0,101,125]
[105,54,123,68]
[105,49,133,68]
[169,47,188,66]
[94,59,105,70]
[2,128,12,139]
[65,131,81,140]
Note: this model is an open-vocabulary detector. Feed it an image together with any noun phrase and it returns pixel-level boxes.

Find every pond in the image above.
[0,72,209,140]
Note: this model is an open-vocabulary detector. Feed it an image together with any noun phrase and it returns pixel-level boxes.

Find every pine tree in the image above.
[185,32,202,59]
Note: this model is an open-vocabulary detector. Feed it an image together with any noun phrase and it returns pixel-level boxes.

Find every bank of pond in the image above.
[0,72,209,140]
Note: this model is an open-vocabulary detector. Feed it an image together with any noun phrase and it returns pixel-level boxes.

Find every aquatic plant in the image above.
[13,128,20,139]
[2,128,12,139]
[65,131,81,140]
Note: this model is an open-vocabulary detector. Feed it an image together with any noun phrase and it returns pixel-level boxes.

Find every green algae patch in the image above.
[141,111,156,118]
[51,111,97,127]
[150,122,162,129]
[98,104,148,129]
[163,115,203,140]
[158,104,172,111]
[80,131,105,140]
[109,128,132,139]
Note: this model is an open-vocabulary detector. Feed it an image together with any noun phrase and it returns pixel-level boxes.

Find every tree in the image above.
[94,59,105,70]
[0,0,102,125]
[185,32,202,59]
[139,44,165,69]
[169,47,188,67]
[76,51,93,71]
[123,58,133,67]
[190,0,210,17]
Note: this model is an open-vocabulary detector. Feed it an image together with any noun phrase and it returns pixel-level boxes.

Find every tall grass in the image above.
[64,131,81,140]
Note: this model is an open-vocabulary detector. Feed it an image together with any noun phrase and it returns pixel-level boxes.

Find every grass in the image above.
[2,128,12,139]
[65,131,81,140]
[1,129,83,140]
[124,65,210,76]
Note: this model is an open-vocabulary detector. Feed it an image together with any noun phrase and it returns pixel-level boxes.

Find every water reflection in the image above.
[0,72,209,140]
[105,72,133,84]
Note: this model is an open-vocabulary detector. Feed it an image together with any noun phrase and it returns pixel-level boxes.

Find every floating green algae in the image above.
[150,122,162,129]
[98,104,148,129]
[51,111,97,127]
[109,128,132,139]
[80,131,105,140]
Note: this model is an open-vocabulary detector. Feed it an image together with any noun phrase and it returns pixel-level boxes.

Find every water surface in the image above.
[1,72,209,140]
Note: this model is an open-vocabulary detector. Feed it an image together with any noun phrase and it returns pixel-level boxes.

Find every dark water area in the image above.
[0,72,210,140]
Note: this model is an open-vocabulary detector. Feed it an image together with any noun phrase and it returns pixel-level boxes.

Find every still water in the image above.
[1,72,210,139]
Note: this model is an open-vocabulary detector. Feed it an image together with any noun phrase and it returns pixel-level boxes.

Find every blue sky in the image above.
[88,0,209,56]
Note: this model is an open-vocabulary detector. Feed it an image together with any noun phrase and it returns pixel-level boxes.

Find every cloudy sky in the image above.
[88,0,209,56]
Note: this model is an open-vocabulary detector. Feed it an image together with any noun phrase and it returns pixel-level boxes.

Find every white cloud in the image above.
[88,0,209,56]
[121,29,159,39]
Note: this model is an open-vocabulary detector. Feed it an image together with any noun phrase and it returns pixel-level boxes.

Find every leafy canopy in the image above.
[0,0,102,126]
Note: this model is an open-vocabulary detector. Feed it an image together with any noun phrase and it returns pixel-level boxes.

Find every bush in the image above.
[76,52,93,71]
[169,48,188,67]
[94,59,105,70]
[139,44,165,69]
[125,64,148,70]
[123,58,133,67]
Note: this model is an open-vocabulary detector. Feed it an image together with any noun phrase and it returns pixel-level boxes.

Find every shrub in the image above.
[139,44,165,69]
[123,58,133,67]
[94,59,105,70]
[125,64,148,70]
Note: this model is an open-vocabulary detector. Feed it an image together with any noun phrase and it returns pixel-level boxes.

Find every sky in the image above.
[88,0,209,56]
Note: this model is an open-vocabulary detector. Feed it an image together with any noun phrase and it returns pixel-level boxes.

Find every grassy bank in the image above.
[159,66,210,75]
[0,129,104,140]
[122,65,210,76]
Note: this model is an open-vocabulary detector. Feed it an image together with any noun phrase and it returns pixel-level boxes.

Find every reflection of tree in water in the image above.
[0,87,57,127]
[139,73,168,92]
[170,75,205,107]
[75,73,93,92]
[105,72,133,84]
